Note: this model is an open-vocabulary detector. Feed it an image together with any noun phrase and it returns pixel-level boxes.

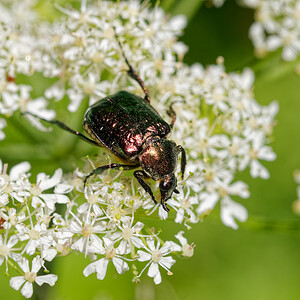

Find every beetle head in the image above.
[159,173,179,212]
[139,137,181,211]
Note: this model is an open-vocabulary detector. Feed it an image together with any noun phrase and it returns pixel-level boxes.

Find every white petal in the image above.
[112,257,129,274]
[31,256,43,273]
[18,257,30,273]
[117,240,128,255]
[9,162,31,181]
[175,231,187,246]
[42,249,57,262]
[54,183,73,194]
[77,202,89,213]
[71,237,85,252]
[38,194,55,210]
[146,239,156,252]
[35,274,58,286]
[7,235,19,248]
[258,146,276,161]
[250,160,270,179]
[158,206,168,220]
[137,250,151,262]
[25,239,37,256]
[282,46,297,61]
[131,236,144,249]
[21,281,33,298]
[38,168,62,191]
[220,197,248,229]
[169,241,181,252]
[10,276,25,291]
[266,35,282,51]
[95,258,109,280]
[89,234,104,254]
[83,261,97,277]
[228,181,250,198]
[175,208,184,223]
[160,241,171,254]
[197,192,219,215]
[153,270,162,285]
[160,256,176,269]
[147,262,159,279]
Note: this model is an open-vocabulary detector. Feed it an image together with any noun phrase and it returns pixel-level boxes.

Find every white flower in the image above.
[0,234,20,272]
[17,222,53,256]
[110,218,145,254]
[167,187,198,225]
[245,0,300,60]
[239,133,276,179]
[83,237,129,280]
[0,118,6,140]
[170,231,195,258]
[197,175,249,228]
[70,217,106,256]
[137,238,175,284]
[29,168,70,211]
[10,256,58,298]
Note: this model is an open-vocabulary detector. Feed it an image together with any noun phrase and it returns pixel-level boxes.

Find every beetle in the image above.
[26,40,186,212]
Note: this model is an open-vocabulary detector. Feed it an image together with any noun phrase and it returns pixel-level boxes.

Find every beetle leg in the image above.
[177,145,186,180]
[133,170,157,205]
[115,34,151,104]
[167,102,177,130]
[161,202,170,213]
[24,112,101,147]
[84,163,139,186]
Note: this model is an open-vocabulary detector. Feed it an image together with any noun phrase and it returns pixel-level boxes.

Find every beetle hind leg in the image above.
[24,112,101,147]
[114,32,151,104]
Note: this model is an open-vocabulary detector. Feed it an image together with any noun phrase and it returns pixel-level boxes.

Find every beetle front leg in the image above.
[134,170,157,205]
[24,112,101,147]
[84,163,139,186]
[177,145,186,180]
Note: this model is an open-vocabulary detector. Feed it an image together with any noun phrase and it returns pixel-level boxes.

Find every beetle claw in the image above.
[162,203,170,212]
[83,175,91,188]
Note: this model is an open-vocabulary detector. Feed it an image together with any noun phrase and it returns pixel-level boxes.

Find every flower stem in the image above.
[7,258,24,276]
[245,50,300,83]
[241,215,300,233]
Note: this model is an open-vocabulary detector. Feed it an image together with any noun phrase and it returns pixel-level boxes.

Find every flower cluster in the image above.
[0,160,68,297]
[211,0,300,61]
[246,0,300,61]
[0,159,194,297]
[0,0,278,298]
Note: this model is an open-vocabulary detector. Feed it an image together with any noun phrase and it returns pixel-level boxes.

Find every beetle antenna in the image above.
[113,28,151,104]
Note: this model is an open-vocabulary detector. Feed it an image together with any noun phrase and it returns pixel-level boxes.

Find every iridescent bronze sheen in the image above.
[25,43,186,212]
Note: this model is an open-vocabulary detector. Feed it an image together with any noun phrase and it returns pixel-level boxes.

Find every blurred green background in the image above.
[1,1,300,299]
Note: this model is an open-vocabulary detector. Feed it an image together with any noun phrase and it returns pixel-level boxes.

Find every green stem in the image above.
[161,0,203,20]
[241,215,300,233]
[7,258,24,276]
[241,50,300,83]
